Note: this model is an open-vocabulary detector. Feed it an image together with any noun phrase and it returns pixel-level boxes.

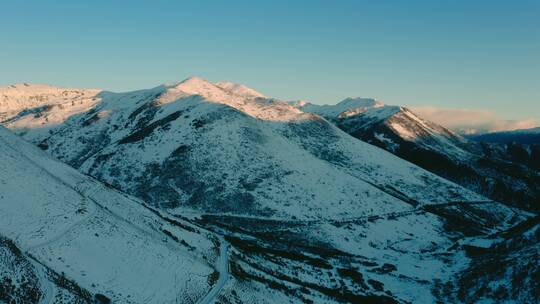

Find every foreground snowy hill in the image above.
[293,98,540,213]
[1,79,538,303]
[0,126,221,303]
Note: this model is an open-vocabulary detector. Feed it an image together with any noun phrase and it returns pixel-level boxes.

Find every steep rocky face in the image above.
[295,99,540,213]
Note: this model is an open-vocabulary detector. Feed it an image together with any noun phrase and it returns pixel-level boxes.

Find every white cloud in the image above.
[411,106,538,135]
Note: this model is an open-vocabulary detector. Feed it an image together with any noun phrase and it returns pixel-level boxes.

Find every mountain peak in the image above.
[155,77,303,121]
[214,81,265,98]
[292,97,386,119]
[164,77,266,101]
[168,76,216,93]
[179,75,211,85]
[157,76,226,105]
[288,100,312,107]
[337,97,385,109]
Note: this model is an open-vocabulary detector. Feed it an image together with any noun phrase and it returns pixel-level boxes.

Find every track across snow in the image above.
[0,126,219,303]
[197,236,230,304]
[29,259,56,304]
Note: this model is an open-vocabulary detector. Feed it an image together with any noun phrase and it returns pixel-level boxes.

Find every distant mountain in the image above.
[0,83,100,142]
[469,127,540,145]
[293,99,540,213]
[1,79,537,303]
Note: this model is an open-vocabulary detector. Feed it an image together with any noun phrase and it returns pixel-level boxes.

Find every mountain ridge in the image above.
[292,97,540,213]
[1,78,538,303]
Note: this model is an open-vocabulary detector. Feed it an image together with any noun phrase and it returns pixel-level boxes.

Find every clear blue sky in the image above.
[1,0,538,120]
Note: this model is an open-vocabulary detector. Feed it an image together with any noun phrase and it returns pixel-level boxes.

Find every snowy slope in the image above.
[1,234,97,304]
[294,98,540,213]
[0,83,100,142]
[0,126,221,304]
[1,79,535,303]
[443,215,540,303]
[294,98,468,157]
[214,81,266,98]
[0,83,100,113]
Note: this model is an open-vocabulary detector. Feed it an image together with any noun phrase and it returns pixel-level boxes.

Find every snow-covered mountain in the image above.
[0,83,100,142]
[2,78,490,217]
[294,98,540,213]
[0,126,222,303]
[214,81,266,99]
[1,78,538,303]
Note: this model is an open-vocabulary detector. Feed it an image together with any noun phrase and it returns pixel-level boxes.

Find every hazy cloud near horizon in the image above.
[412,106,538,135]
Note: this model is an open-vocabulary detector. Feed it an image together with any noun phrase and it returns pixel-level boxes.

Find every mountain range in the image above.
[468,127,540,145]
[292,98,540,213]
[1,78,538,303]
